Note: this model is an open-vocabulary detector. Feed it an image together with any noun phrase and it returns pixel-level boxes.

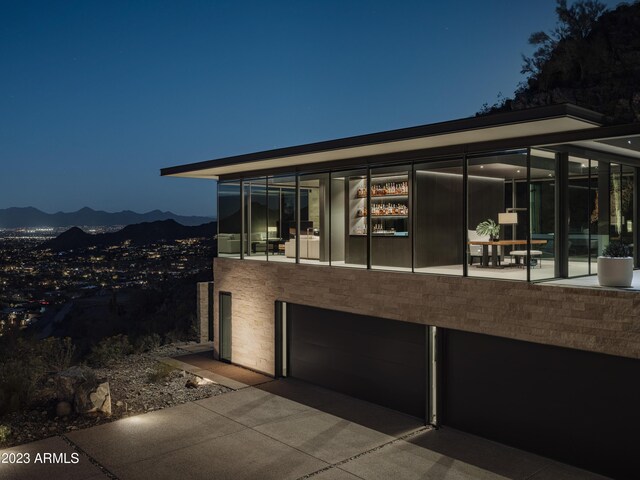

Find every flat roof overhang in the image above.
[160,104,640,180]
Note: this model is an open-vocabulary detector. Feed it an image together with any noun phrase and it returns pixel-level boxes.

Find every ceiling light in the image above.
[628,140,632,144]
[480,165,484,169]
[582,164,585,167]
[516,169,521,173]
[548,173,552,177]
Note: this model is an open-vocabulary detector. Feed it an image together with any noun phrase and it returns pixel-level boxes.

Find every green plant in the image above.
[87,335,133,367]
[602,241,631,258]
[0,424,10,443]
[476,219,501,239]
[147,362,175,383]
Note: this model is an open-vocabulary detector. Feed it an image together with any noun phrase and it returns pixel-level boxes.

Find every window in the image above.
[217,181,242,258]
[331,169,367,268]
[414,159,463,276]
[243,177,268,260]
[268,175,297,262]
[299,173,329,265]
[371,165,411,271]
[467,151,529,281]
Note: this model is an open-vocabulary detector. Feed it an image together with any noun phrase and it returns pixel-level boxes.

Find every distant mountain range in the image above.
[0,207,213,228]
[42,220,217,251]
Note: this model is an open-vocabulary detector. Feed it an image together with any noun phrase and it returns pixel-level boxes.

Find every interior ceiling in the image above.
[564,135,640,165]
[168,116,597,179]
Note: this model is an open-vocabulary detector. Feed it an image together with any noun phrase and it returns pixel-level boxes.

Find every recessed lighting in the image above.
[628,140,632,144]
[516,169,521,173]
[480,165,484,169]
[548,173,552,177]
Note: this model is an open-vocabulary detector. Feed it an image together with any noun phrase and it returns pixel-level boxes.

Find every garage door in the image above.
[442,328,640,480]
[287,303,426,419]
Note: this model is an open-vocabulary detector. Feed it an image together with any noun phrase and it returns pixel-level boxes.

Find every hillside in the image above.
[0,207,213,228]
[479,1,640,123]
[41,220,216,251]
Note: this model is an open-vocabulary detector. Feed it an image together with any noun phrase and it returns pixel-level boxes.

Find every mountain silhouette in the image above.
[0,207,213,228]
[42,220,217,251]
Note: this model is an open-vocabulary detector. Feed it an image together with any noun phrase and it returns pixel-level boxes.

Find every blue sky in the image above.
[0,0,623,217]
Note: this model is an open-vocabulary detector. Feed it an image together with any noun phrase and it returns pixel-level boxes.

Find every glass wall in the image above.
[268,176,297,262]
[218,148,635,281]
[217,181,242,258]
[414,159,463,275]
[243,177,268,260]
[299,173,330,265]
[371,165,411,271]
[467,151,528,281]
[529,149,556,280]
[331,169,367,268]
[567,156,593,277]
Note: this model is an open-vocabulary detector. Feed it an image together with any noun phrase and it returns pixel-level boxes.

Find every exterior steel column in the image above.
[556,152,569,278]
[635,167,639,268]
[295,175,300,263]
[366,168,371,269]
[462,154,468,277]
[526,148,531,282]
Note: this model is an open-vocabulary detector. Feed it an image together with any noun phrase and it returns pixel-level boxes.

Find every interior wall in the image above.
[467,176,505,230]
[330,178,345,261]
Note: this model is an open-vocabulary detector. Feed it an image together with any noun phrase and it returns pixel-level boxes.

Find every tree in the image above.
[522,0,607,80]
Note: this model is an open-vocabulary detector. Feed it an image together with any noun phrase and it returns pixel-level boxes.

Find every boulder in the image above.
[88,382,111,416]
[56,366,97,403]
[55,366,111,416]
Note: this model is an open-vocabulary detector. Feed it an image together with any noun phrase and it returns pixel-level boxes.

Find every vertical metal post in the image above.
[295,175,300,264]
[366,168,372,269]
[526,148,531,282]
[239,179,245,260]
[634,167,639,268]
[556,152,569,278]
[462,154,469,277]
[410,165,415,273]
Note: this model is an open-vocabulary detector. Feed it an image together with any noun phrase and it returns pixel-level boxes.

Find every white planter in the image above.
[597,257,633,287]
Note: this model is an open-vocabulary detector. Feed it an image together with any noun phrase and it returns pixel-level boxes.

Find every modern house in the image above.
[162,104,640,479]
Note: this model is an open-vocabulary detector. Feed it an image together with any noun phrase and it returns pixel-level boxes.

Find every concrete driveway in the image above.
[1,378,610,480]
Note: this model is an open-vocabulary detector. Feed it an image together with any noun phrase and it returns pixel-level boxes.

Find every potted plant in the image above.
[476,219,500,241]
[597,241,633,287]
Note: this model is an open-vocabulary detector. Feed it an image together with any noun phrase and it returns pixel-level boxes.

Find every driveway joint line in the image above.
[60,434,120,480]
[295,426,432,480]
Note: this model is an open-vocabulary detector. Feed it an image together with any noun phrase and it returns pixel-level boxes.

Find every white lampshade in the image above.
[498,212,518,224]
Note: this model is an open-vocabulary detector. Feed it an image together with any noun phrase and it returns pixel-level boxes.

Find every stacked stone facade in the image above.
[213,257,640,376]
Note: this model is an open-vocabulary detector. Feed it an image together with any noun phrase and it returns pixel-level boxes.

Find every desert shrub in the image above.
[38,337,76,372]
[134,333,162,353]
[0,424,10,443]
[147,362,175,383]
[0,352,45,416]
[87,335,133,367]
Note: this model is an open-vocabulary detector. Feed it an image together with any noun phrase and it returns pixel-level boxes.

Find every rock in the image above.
[56,401,72,417]
[56,366,98,403]
[85,382,112,416]
[55,366,111,416]
[115,400,123,407]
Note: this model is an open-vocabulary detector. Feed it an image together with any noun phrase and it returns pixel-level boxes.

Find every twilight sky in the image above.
[0,0,622,217]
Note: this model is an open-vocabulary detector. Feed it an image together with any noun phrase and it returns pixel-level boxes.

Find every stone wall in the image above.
[212,258,640,376]
[196,281,213,344]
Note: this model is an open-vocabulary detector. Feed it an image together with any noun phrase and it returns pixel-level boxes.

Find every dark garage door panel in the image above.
[443,329,640,480]
[288,304,426,419]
